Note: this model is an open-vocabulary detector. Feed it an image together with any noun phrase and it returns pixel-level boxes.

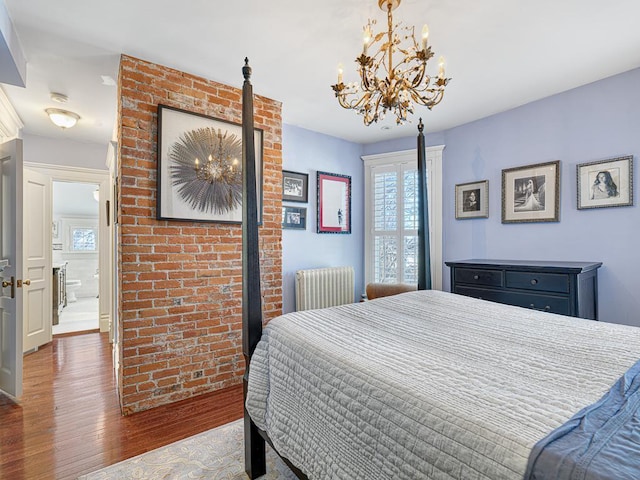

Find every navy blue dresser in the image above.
[445,260,602,320]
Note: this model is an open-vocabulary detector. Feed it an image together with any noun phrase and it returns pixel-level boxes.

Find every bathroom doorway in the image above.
[52,181,100,335]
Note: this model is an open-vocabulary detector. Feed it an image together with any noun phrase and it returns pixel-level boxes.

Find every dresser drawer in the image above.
[500,290,570,316]
[505,271,569,294]
[455,286,571,316]
[454,268,503,287]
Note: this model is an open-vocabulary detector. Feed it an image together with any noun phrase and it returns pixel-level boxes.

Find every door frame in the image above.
[24,162,112,334]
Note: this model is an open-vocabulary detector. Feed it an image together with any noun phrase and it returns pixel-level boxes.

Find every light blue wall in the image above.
[362,131,445,156]
[23,133,109,170]
[363,67,640,326]
[281,124,364,313]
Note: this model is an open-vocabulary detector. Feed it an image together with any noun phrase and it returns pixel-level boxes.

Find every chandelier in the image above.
[331,0,450,126]
[169,127,242,213]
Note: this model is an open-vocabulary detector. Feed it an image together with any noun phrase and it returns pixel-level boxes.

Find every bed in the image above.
[239,62,640,479]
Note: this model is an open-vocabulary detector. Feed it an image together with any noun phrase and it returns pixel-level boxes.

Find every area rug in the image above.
[78,419,298,479]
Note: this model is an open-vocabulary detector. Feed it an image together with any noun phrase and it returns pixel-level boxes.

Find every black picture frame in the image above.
[157,104,263,223]
[577,155,633,209]
[501,160,560,223]
[282,170,308,203]
[282,206,307,230]
[317,171,351,234]
[455,180,489,219]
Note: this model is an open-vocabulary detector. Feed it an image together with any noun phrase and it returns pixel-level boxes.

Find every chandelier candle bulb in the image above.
[338,63,344,84]
[438,56,446,79]
[421,24,429,50]
[363,24,372,54]
[194,157,200,170]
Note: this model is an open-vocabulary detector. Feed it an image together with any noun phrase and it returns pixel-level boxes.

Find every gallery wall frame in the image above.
[317,171,351,234]
[282,206,307,230]
[282,170,308,203]
[577,155,633,210]
[455,180,489,219]
[157,104,263,223]
[502,160,560,224]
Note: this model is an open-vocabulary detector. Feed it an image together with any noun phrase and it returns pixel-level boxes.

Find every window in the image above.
[71,227,97,251]
[363,147,443,289]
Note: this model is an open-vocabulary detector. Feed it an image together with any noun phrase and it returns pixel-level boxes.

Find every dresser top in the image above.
[445,259,602,273]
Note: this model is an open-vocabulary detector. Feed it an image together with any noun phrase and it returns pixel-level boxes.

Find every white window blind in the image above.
[371,164,420,283]
[363,147,443,290]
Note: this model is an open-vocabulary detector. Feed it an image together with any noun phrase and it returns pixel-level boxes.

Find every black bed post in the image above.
[417,119,432,290]
[241,58,267,479]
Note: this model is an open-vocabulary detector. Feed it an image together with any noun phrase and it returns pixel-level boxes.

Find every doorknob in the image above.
[16,279,31,287]
[2,276,15,299]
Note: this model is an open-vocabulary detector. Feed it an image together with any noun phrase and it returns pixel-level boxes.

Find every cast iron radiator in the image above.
[295,266,355,311]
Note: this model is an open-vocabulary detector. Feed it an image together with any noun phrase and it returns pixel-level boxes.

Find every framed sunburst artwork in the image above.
[156,104,263,223]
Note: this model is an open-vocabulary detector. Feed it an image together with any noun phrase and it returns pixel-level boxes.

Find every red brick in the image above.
[117,54,282,414]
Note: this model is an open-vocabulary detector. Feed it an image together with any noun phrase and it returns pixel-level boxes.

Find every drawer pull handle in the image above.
[530,279,538,285]
[473,275,479,280]
[529,304,552,312]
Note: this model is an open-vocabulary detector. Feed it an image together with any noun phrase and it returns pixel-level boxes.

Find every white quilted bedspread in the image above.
[246,290,640,480]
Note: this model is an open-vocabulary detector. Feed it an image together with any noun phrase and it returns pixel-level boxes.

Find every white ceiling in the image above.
[3,0,640,147]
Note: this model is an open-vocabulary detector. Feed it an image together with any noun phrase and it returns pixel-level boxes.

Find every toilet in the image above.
[66,279,82,303]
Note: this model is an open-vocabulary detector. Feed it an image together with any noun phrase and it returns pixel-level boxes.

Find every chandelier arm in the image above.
[360,67,376,92]
[412,87,445,108]
[338,90,374,111]
[408,89,432,107]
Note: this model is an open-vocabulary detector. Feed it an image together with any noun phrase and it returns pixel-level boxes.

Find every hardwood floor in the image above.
[0,332,244,480]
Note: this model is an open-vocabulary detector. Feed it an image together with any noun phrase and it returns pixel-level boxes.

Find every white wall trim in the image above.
[25,162,112,333]
[0,87,24,140]
[362,145,444,290]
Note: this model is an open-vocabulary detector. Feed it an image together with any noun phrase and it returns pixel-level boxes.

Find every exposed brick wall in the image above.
[116,55,282,414]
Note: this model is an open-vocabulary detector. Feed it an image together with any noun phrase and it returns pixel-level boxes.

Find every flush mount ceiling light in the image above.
[45,108,80,129]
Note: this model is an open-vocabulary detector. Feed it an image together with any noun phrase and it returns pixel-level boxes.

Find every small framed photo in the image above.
[317,171,351,234]
[282,206,307,230]
[502,160,560,224]
[282,170,308,203]
[455,180,489,219]
[577,155,633,209]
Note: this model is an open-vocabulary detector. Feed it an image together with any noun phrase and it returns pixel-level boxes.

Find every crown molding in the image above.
[0,86,24,139]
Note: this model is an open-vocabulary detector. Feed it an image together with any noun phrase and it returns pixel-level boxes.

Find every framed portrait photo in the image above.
[157,104,263,223]
[282,206,307,230]
[502,160,560,224]
[317,171,351,234]
[282,170,308,203]
[577,155,633,210]
[455,180,489,219]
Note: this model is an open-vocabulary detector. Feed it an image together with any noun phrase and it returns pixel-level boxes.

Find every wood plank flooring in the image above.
[0,332,244,480]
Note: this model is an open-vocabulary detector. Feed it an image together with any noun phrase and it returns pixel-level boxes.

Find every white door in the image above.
[22,168,51,352]
[0,139,23,397]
